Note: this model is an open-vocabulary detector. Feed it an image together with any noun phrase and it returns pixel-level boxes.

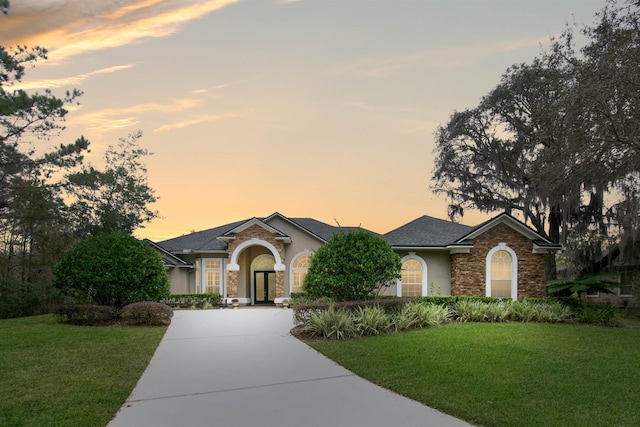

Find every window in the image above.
[619,284,634,297]
[486,244,517,300]
[252,254,275,271]
[401,259,423,297]
[292,253,312,293]
[203,259,222,294]
[490,250,512,298]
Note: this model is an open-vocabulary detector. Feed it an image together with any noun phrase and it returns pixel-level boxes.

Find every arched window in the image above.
[291,252,312,294]
[486,244,517,300]
[400,256,426,297]
[251,254,275,271]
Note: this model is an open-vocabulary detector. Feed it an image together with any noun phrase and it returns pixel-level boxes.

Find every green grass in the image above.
[310,322,640,427]
[0,315,166,427]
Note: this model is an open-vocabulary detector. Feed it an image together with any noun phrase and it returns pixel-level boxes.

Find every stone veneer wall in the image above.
[450,223,547,298]
[225,224,286,300]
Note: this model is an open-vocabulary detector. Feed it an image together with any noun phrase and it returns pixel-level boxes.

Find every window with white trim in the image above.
[490,250,513,298]
[292,253,312,293]
[203,259,222,294]
[401,259,423,297]
[619,283,634,297]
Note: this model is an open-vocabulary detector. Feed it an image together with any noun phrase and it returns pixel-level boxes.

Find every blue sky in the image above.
[2,0,606,240]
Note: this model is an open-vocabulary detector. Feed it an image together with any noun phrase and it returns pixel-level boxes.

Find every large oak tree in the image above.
[433,0,640,276]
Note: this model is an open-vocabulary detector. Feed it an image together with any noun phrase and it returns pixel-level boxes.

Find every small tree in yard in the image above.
[304,229,401,301]
[54,233,170,309]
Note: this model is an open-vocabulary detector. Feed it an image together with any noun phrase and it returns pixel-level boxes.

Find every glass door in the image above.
[254,271,276,304]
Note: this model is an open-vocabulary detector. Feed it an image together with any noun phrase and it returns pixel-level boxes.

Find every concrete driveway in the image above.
[108,308,472,427]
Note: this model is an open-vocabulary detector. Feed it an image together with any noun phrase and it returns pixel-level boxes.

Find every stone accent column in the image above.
[275,271,285,298]
[227,270,238,298]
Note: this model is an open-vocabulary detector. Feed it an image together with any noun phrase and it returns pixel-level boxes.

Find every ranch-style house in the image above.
[147,212,562,305]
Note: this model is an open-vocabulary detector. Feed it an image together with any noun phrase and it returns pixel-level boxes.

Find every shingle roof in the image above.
[384,215,473,247]
[155,213,560,254]
[155,215,376,253]
[285,217,376,241]
[157,219,248,252]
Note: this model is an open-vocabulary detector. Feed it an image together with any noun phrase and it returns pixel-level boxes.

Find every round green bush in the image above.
[304,229,402,301]
[120,301,173,326]
[53,232,170,309]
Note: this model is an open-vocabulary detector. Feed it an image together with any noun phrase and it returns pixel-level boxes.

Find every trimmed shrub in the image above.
[304,229,402,301]
[417,295,511,307]
[56,304,116,325]
[303,305,356,340]
[160,293,221,309]
[353,305,392,336]
[53,232,170,309]
[120,302,173,326]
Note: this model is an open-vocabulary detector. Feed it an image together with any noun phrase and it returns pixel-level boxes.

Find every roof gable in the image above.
[264,212,374,242]
[455,213,562,252]
[156,219,248,252]
[144,239,193,266]
[219,217,291,243]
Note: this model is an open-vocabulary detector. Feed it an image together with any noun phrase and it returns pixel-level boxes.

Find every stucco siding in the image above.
[394,250,452,296]
[167,268,191,294]
[265,216,325,295]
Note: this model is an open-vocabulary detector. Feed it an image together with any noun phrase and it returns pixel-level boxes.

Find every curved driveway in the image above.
[109,308,472,427]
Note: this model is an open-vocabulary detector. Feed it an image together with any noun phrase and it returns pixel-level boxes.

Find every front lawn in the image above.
[0,315,166,427]
[310,322,640,427]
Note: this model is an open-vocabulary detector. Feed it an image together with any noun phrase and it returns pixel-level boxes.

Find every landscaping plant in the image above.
[304,304,356,340]
[119,301,174,326]
[303,228,401,301]
[54,232,170,309]
[353,305,392,336]
[393,302,452,331]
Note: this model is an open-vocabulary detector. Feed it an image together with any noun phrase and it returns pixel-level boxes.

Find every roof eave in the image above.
[391,246,451,251]
[447,245,473,254]
[533,243,563,254]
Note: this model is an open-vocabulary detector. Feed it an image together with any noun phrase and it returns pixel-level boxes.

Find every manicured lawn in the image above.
[0,315,166,427]
[310,322,640,427]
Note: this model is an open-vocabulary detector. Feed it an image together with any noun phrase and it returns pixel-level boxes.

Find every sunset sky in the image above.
[1,0,605,241]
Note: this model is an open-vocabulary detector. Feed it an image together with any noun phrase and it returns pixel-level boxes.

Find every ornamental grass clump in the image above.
[510,300,573,323]
[455,300,511,322]
[536,301,573,323]
[353,305,392,336]
[393,302,451,331]
[304,304,356,340]
[509,300,539,322]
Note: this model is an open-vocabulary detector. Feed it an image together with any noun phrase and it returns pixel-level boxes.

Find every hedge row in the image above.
[55,301,173,326]
[159,293,222,308]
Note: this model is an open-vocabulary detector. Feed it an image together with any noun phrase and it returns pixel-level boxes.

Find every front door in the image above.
[254,271,276,304]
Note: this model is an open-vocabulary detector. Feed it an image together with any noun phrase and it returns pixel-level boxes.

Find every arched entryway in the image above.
[226,237,286,305]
